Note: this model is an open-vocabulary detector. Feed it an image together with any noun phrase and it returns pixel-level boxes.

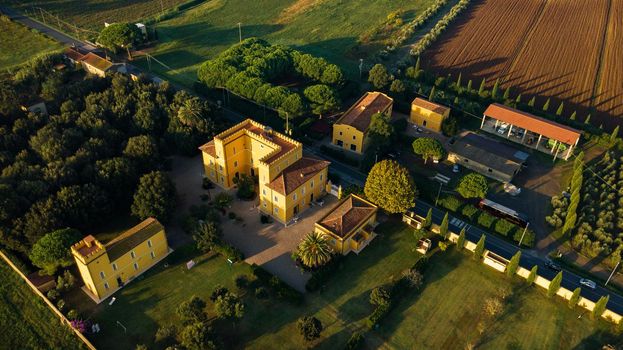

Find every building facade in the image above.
[332,92,393,154]
[199,119,330,224]
[71,218,170,303]
[314,194,378,255]
[410,97,450,132]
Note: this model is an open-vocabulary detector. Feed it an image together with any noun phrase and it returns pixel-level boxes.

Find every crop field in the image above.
[6,0,189,31]
[132,0,437,86]
[0,16,62,71]
[422,0,622,128]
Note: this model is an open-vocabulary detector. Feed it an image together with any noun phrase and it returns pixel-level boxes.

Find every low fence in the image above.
[407,214,623,324]
[0,251,97,350]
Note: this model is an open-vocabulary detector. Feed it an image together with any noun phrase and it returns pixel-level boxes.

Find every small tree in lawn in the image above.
[303,84,340,118]
[29,228,82,275]
[296,232,333,269]
[424,208,432,229]
[214,292,245,322]
[179,322,216,350]
[547,271,563,298]
[412,137,444,164]
[526,265,537,285]
[364,160,417,213]
[568,287,581,309]
[457,227,466,249]
[474,234,485,260]
[97,22,141,59]
[369,286,391,307]
[456,173,488,199]
[591,295,609,320]
[131,171,176,223]
[176,296,207,324]
[439,212,449,238]
[297,316,323,342]
[368,64,390,89]
[193,221,222,252]
[506,251,521,277]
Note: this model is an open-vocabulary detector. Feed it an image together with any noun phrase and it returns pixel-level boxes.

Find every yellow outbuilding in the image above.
[410,97,450,132]
[314,194,378,255]
[199,119,330,224]
[71,218,171,303]
[332,92,393,154]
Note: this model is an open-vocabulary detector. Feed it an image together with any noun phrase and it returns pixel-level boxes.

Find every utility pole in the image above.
[518,222,530,247]
[606,260,620,286]
[238,22,242,43]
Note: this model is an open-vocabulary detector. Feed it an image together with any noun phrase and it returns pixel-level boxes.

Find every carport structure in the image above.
[480,103,581,160]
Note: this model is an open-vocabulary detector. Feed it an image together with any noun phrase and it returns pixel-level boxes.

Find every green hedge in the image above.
[477,212,496,229]
[438,195,464,212]
[461,205,479,220]
[494,219,516,237]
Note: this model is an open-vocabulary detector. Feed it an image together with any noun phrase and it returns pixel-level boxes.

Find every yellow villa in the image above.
[71,218,171,303]
[314,194,378,255]
[410,97,450,132]
[199,119,330,224]
[332,92,393,154]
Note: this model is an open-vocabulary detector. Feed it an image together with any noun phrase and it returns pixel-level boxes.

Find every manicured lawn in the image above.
[134,0,437,86]
[0,260,84,349]
[0,16,62,71]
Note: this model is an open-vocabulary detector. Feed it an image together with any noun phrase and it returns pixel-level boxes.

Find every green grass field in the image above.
[0,260,84,349]
[0,16,62,71]
[133,0,437,86]
[71,220,616,349]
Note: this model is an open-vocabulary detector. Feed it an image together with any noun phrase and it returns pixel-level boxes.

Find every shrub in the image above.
[67,309,78,320]
[213,243,244,262]
[155,325,177,344]
[438,195,463,212]
[477,212,496,229]
[369,286,391,307]
[47,289,59,301]
[513,228,535,247]
[297,316,323,342]
[345,331,365,350]
[235,274,250,289]
[494,219,516,237]
[366,303,390,329]
[255,287,269,299]
[401,269,423,289]
[461,205,479,220]
[260,214,271,224]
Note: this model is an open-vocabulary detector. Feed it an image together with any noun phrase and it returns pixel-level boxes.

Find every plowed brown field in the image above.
[423,0,622,128]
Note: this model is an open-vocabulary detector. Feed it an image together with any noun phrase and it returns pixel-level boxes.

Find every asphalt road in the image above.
[5,4,623,316]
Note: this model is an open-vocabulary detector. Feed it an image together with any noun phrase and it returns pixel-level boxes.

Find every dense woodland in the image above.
[0,53,221,260]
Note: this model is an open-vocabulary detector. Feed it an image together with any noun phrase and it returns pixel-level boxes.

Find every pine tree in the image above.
[568,287,581,309]
[503,87,510,100]
[478,78,486,95]
[456,73,462,90]
[528,96,536,107]
[473,234,485,259]
[415,56,421,71]
[439,212,449,238]
[592,295,609,319]
[424,208,432,229]
[457,227,466,249]
[429,86,436,101]
[547,271,563,297]
[506,251,521,277]
[584,114,591,124]
[491,78,500,99]
[610,126,619,146]
[570,111,577,121]
[466,79,473,92]
[526,265,537,285]
[556,102,564,116]
[542,98,550,112]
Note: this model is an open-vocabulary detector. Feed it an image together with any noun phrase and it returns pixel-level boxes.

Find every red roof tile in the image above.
[317,194,377,238]
[267,157,329,195]
[412,97,450,115]
[336,92,393,132]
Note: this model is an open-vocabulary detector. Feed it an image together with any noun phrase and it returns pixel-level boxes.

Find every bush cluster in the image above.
[252,265,303,305]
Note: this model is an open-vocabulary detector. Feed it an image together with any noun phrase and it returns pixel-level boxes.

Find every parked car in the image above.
[580,278,596,289]
[452,164,460,173]
[544,260,561,272]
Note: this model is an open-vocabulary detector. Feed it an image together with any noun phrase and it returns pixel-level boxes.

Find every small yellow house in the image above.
[314,194,378,255]
[332,92,393,154]
[410,97,450,132]
[80,52,114,77]
[199,119,330,224]
[71,218,171,303]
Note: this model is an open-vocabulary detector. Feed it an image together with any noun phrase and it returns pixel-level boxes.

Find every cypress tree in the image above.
[417,87,423,95]
[415,56,421,71]
[453,96,459,105]
[568,287,581,309]
[424,208,432,229]
[456,73,462,90]
[466,79,473,92]
[515,93,522,104]
[503,87,510,100]
[542,98,550,112]
[457,227,466,249]
[592,295,609,319]
[473,234,485,259]
[610,126,619,146]
[526,265,537,285]
[547,271,563,297]
[584,114,591,124]
[429,86,436,101]
[556,102,564,116]
[478,78,486,95]
[491,78,500,99]
[439,212,449,238]
[570,111,577,121]
[528,96,536,107]
[506,251,521,277]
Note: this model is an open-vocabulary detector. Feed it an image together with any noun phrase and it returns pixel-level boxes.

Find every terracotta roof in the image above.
[336,92,393,132]
[412,97,450,115]
[81,52,113,72]
[484,103,580,145]
[74,235,103,258]
[198,140,216,157]
[64,47,86,61]
[105,218,165,262]
[317,194,377,239]
[267,157,330,195]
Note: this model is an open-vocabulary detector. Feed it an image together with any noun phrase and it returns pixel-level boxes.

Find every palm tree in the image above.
[297,232,333,268]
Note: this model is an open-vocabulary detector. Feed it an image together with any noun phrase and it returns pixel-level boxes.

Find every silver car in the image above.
[579,278,596,290]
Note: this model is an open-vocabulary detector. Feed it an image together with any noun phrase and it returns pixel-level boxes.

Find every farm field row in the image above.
[423,0,622,128]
